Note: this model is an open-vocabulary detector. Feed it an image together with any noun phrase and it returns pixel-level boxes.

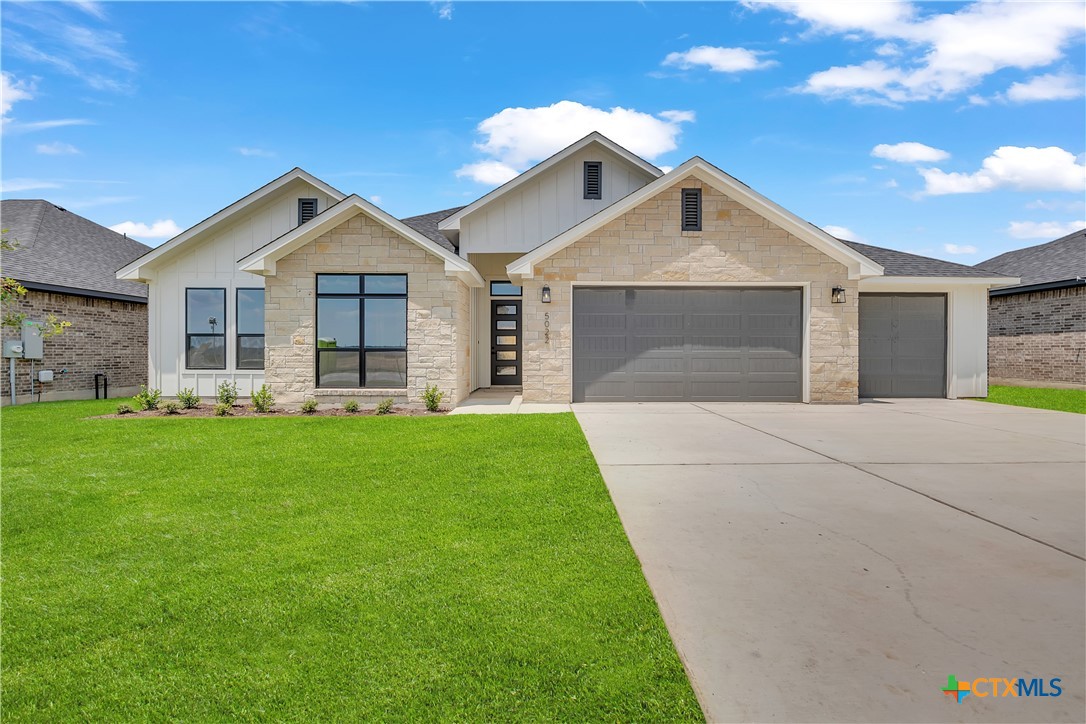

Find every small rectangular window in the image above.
[316,274,408,388]
[298,198,318,226]
[236,288,265,370]
[681,188,702,231]
[186,288,226,369]
[584,161,602,199]
[490,281,522,297]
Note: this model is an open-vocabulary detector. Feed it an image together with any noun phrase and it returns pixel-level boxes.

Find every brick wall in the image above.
[522,176,858,403]
[263,211,469,405]
[988,285,1085,385]
[1,289,147,404]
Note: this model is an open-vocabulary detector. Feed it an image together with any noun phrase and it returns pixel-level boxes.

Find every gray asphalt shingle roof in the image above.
[976,229,1086,288]
[1,200,151,301]
[400,207,464,253]
[838,239,1008,278]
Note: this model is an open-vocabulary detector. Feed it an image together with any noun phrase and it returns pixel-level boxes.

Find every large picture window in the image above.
[186,288,226,369]
[316,274,407,388]
[237,288,265,370]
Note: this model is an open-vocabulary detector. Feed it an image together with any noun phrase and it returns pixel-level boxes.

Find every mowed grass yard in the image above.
[981,385,1086,414]
[1,400,701,722]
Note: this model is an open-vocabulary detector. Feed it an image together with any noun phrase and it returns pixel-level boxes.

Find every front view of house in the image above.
[117,134,1016,406]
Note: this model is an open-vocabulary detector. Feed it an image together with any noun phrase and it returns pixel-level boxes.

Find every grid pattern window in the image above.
[316,274,408,388]
[236,288,265,370]
[681,188,702,231]
[583,161,602,199]
[186,288,226,369]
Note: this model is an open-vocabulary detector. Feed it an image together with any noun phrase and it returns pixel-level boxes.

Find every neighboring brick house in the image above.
[118,133,1015,406]
[1,200,150,404]
[977,230,1086,388]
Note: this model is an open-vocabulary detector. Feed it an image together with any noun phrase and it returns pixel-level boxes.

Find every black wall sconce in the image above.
[541,284,551,303]
[831,286,846,304]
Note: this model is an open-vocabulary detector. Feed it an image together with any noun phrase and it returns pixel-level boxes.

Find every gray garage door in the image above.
[573,287,802,402]
[859,293,947,398]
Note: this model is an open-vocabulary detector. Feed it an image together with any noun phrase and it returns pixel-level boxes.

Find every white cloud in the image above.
[1006,219,1086,239]
[456,100,694,185]
[109,219,182,240]
[1005,72,1085,103]
[943,243,978,255]
[920,146,1086,195]
[0,178,62,192]
[369,195,382,204]
[431,2,453,20]
[872,141,949,163]
[1,71,34,117]
[662,46,777,73]
[36,141,80,155]
[236,147,276,158]
[4,118,94,134]
[1026,198,1086,212]
[884,179,899,189]
[658,165,674,174]
[822,224,861,240]
[752,1,1086,104]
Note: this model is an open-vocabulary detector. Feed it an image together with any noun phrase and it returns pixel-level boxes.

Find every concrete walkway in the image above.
[574,399,1086,723]
[448,388,571,415]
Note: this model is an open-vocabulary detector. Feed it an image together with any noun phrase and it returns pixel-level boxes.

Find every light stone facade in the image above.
[519,177,859,403]
[263,211,469,406]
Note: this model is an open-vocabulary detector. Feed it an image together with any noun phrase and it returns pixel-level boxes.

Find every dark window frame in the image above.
[583,160,602,200]
[236,287,265,370]
[185,287,226,370]
[489,280,523,297]
[681,188,702,232]
[298,198,318,226]
[315,273,408,389]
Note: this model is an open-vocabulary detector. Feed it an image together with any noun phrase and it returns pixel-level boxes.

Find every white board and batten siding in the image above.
[149,182,337,397]
[459,147,657,255]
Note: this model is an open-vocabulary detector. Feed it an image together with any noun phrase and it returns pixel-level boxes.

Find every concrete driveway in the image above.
[574,399,1085,723]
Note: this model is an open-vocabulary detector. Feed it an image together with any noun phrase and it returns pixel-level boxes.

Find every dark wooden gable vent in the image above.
[681,188,701,231]
[583,161,602,200]
[298,198,318,226]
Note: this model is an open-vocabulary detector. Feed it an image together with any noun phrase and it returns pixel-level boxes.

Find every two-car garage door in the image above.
[573,287,803,402]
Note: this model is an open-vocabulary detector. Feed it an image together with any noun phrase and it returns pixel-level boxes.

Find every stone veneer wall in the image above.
[988,285,1085,386]
[263,211,469,406]
[1,289,147,404]
[520,177,858,403]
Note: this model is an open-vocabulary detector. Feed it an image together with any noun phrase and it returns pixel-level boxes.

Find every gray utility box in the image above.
[20,320,44,360]
[3,340,24,358]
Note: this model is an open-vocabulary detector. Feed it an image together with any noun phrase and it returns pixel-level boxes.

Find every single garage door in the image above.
[859,293,946,398]
[573,287,802,402]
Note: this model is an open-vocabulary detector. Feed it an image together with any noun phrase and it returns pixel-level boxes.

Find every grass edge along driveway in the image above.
[2,399,701,721]
[979,385,1086,414]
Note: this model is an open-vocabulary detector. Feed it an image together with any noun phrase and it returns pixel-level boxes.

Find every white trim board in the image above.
[507,157,886,282]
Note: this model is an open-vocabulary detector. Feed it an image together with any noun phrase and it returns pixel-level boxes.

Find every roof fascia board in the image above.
[237,195,484,287]
[116,169,345,281]
[438,133,662,232]
[20,280,148,303]
[507,157,884,280]
[989,278,1085,296]
[859,275,1020,288]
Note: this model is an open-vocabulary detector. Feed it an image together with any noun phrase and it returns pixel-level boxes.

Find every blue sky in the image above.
[2,1,1084,263]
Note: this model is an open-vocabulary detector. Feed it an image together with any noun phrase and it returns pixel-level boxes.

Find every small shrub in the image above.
[134,385,161,411]
[300,399,318,415]
[217,380,238,407]
[251,384,275,413]
[214,402,232,417]
[163,401,181,415]
[177,387,200,409]
[116,403,134,415]
[343,399,360,413]
[420,384,445,412]
[375,398,394,415]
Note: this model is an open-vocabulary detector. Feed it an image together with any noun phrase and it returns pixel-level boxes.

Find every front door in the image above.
[491,300,522,385]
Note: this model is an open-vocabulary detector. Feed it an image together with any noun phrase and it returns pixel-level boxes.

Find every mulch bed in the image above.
[96,404,448,419]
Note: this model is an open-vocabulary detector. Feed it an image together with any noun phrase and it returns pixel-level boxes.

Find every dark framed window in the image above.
[681,188,702,231]
[490,280,522,297]
[298,198,318,226]
[316,274,407,388]
[186,288,226,369]
[237,288,265,370]
[583,161,602,199]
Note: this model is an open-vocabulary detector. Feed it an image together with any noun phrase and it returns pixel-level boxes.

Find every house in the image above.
[977,230,1085,388]
[116,133,1017,406]
[1,199,150,404]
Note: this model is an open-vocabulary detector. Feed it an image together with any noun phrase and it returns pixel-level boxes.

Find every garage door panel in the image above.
[689,335,743,350]
[859,294,946,398]
[632,335,685,352]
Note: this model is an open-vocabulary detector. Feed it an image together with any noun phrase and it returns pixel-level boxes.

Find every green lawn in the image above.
[980,385,1086,414]
[1,399,701,721]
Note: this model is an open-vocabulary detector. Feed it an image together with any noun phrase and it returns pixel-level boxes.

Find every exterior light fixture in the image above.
[831,286,846,304]
[541,285,551,304]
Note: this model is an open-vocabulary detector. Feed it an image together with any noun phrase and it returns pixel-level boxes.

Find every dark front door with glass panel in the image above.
[491,300,522,385]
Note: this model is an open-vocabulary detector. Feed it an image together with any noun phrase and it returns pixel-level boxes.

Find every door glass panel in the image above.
[496,351,516,361]
[496,335,516,345]
[495,366,517,376]
[496,320,517,330]
[496,305,517,315]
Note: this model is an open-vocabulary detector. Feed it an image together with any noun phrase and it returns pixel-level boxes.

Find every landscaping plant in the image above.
[163,401,181,415]
[300,399,318,414]
[177,387,200,409]
[250,384,275,413]
[217,381,238,407]
[213,402,232,417]
[115,403,134,415]
[375,398,394,415]
[344,399,360,413]
[134,385,161,411]
[420,384,444,412]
